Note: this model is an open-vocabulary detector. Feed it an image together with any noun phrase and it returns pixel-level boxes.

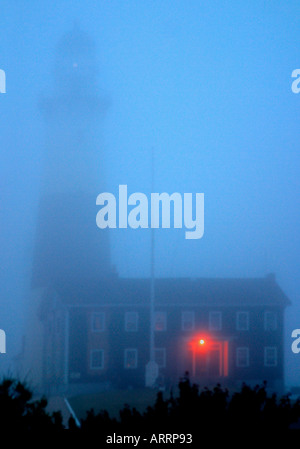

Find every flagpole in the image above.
[146,147,158,387]
[150,146,155,363]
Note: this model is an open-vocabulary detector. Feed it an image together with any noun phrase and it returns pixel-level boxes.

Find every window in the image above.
[90,349,104,370]
[182,312,195,331]
[125,312,138,332]
[264,312,277,331]
[236,312,249,331]
[264,347,277,367]
[154,348,166,368]
[154,312,167,331]
[209,311,222,331]
[236,347,249,367]
[91,312,105,332]
[124,349,138,369]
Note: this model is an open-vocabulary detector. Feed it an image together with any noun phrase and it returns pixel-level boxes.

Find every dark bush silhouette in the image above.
[1,374,300,437]
[0,378,63,431]
[77,372,300,437]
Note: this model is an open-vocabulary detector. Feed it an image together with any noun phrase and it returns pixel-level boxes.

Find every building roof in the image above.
[53,274,290,308]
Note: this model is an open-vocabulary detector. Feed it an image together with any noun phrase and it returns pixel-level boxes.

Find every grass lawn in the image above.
[68,381,243,421]
[69,388,162,420]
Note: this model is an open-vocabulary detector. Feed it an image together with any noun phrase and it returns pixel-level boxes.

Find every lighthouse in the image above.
[21,26,113,389]
[32,25,112,286]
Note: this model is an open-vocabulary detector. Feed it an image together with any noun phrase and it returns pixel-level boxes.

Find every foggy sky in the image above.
[0,0,300,384]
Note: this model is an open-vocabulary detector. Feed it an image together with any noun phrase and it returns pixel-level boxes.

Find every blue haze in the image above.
[0,0,299,385]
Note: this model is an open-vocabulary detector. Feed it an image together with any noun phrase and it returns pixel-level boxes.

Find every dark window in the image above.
[264,312,277,331]
[124,349,138,369]
[264,347,277,366]
[182,312,195,331]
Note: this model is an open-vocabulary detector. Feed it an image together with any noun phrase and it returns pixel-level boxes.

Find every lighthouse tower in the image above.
[32,26,112,286]
[21,26,113,388]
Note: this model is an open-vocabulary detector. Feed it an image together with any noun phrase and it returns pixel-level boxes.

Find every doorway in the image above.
[190,339,228,378]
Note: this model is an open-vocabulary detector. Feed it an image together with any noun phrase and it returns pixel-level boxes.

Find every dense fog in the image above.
[0,1,300,388]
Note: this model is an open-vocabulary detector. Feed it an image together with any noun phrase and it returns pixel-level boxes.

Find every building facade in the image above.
[41,274,290,392]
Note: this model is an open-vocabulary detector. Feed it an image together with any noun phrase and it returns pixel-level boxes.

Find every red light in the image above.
[199,339,205,345]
